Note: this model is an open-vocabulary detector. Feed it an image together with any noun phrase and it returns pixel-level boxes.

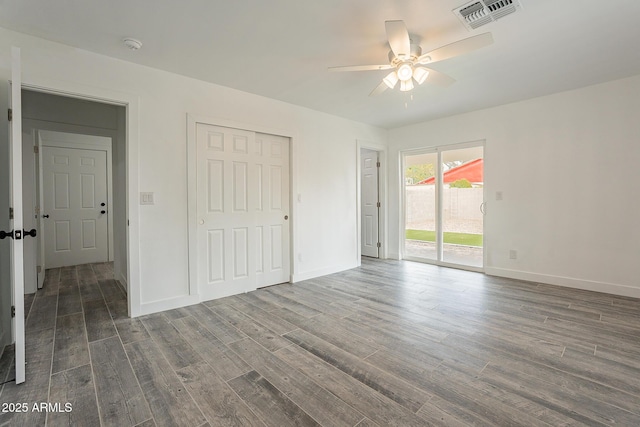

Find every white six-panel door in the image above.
[196,123,290,300]
[361,148,379,257]
[42,146,109,268]
[254,133,290,286]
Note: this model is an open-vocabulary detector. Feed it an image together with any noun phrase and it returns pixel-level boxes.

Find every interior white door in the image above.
[42,146,108,268]
[361,148,379,258]
[255,133,290,287]
[9,46,26,384]
[195,123,290,301]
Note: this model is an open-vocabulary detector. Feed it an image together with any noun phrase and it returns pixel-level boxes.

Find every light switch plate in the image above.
[140,192,154,205]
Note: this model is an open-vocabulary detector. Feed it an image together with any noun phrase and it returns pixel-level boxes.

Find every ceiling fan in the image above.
[329,20,493,95]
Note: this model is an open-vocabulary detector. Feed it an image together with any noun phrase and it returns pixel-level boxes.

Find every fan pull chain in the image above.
[404,92,414,109]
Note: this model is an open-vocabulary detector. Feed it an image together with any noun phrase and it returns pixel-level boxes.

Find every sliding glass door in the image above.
[404,152,438,261]
[403,143,484,269]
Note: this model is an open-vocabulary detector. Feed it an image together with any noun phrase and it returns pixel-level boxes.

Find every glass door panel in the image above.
[441,146,484,267]
[404,152,438,260]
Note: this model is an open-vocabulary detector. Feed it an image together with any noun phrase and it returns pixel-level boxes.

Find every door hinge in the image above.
[376,161,381,168]
[376,242,381,248]
[8,108,12,122]
[376,202,381,208]
[11,306,15,318]
[33,145,39,154]
[9,207,13,220]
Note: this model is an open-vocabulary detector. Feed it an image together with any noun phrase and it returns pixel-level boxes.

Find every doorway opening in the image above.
[402,142,484,270]
[21,89,128,300]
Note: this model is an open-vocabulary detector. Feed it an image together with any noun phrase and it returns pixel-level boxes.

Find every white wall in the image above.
[0,28,387,315]
[389,75,640,298]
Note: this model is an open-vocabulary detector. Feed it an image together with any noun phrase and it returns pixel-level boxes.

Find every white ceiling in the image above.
[2,0,640,129]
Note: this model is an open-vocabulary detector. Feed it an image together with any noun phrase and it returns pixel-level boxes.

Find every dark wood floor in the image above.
[1,259,640,426]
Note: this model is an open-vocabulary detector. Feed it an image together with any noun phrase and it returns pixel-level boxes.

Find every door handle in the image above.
[23,229,37,238]
[42,214,50,218]
[0,230,15,240]
[0,230,21,240]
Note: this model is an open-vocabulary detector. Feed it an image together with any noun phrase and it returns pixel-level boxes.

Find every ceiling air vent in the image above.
[454,0,523,30]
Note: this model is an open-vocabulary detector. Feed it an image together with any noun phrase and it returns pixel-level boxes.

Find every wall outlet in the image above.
[509,249,517,260]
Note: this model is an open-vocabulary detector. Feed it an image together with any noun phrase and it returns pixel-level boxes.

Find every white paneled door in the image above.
[196,123,290,300]
[42,146,109,268]
[254,132,291,286]
[361,148,379,258]
[9,46,26,384]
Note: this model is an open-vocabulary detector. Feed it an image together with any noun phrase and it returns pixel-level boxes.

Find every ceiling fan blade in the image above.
[369,81,389,96]
[328,64,393,72]
[422,68,456,87]
[417,32,493,64]
[385,20,411,59]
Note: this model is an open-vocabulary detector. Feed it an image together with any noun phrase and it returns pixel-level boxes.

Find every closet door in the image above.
[254,133,290,287]
[195,124,290,300]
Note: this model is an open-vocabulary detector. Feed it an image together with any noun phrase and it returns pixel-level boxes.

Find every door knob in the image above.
[23,229,37,238]
[101,202,106,206]
[42,214,50,218]
[101,210,106,214]
[0,230,21,239]
[284,215,289,220]
[0,230,15,240]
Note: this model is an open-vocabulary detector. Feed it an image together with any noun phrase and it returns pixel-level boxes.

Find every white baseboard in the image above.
[387,252,401,260]
[138,294,201,317]
[485,267,640,299]
[292,262,357,283]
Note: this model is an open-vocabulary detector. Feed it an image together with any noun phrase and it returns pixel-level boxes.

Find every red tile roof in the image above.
[418,158,483,185]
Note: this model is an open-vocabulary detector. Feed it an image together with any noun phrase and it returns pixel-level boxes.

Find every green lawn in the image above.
[406,229,483,247]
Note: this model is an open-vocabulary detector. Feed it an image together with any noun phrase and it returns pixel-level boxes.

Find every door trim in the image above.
[38,130,114,266]
[19,78,141,317]
[356,140,387,265]
[186,114,297,298]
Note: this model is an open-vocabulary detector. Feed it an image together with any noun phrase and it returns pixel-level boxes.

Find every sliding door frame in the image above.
[400,140,485,272]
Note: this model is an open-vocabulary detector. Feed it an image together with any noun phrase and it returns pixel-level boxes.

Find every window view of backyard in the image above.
[404,146,484,268]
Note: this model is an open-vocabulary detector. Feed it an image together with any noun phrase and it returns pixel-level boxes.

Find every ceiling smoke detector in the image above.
[454,0,523,30]
[123,38,142,50]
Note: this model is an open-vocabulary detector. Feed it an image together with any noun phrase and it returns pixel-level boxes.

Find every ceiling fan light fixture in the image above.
[400,79,414,92]
[413,67,430,85]
[383,71,399,89]
[396,63,413,81]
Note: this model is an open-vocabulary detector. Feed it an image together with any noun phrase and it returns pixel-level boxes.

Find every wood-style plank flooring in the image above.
[1,258,640,426]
